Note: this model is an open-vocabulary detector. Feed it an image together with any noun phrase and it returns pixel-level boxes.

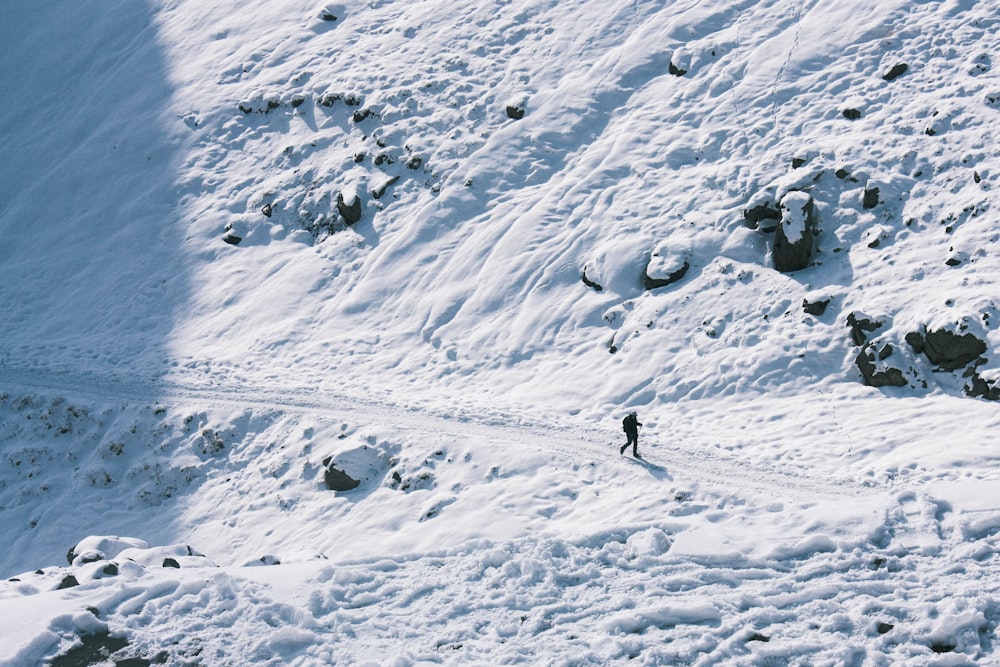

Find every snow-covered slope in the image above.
[1,0,1000,664]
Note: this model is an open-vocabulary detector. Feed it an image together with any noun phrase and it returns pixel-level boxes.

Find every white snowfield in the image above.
[2,0,1000,664]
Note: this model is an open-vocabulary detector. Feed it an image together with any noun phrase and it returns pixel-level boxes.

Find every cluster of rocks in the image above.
[3,536,216,596]
[224,83,442,245]
[845,310,996,399]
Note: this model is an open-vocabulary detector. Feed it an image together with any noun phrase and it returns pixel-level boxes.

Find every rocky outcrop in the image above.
[337,190,363,224]
[323,457,361,491]
[642,246,690,290]
[966,372,1000,401]
[642,260,689,290]
[803,297,831,316]
[772,191,815,272]
[882,63,908,81]
[847,312,883,346]
[855,343,907,387]
[906,329,987,371]
[743,188,781,231]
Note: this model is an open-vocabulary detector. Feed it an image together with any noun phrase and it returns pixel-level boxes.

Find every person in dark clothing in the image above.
[620,411,642,457]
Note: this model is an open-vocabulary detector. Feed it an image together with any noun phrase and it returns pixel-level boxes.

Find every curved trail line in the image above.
[0,365,879,504]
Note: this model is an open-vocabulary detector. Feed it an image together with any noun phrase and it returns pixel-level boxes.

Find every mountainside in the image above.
[2,1,1000,664]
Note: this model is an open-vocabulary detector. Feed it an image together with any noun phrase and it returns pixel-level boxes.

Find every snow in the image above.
[2,0,1000,663]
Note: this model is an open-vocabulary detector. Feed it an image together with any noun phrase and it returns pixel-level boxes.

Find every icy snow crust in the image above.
[2,0,1000,664]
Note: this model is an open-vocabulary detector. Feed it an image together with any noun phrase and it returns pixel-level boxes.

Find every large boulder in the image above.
[855,343,907,388]
[642,244,690,290]
[907,328,987,370]
[337,186,363,224]
[772,191,815,272]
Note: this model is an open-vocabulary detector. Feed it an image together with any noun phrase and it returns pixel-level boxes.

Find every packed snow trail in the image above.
[0,365,875,505]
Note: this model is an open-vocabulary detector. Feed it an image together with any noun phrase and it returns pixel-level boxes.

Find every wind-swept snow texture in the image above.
[2,0,1000,664]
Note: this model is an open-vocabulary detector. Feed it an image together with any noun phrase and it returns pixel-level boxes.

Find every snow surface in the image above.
[2,0,1000,664]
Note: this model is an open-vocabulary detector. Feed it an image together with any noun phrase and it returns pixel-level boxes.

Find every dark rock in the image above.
[261,203,273,218]
[882,63,908,81]
[67,547,76,565]
[374,152,394,166]
[743,202,781,230]
[319,93,339,107]
[324,464,361,492]
[791,157,807,169]
[921,329,987,370]
[930,642,956,654]
[803,298,830,316]
[642,260,689,290]
[162,557,181,569]
[945,257,962,267]
[668,61,687,76]
[877,622,894,635]
[581,269,604,292]
[505,103,525,120]
[371,176,399,200]
[747,633,770,642]
[337,191,363,224]
[966,372,1000,401]
[905,331,925,354]
[290,95,306,108]
[773,192,815,273]
[48,630,132,667]
[856,345,907,387]
[405,155,423,170]
[222,232,242,246]
[975,171,982,184]
[57,574,80,590]
[863,186,880,209]
[847,312,883,346]
[842,108,862,120]
[320,11,338,21]
[101,563,119,576]
[835,168,850,179]
[352,108,373,123]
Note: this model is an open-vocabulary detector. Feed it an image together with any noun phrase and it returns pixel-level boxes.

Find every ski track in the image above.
[0,364,878,505]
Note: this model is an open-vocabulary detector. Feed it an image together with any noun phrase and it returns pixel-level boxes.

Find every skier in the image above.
[620,411,642,457]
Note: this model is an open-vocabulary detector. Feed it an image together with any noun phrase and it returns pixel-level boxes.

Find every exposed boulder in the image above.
[743,188,780,231]
[847,312,883,346]
[323,460,361,491]
[863,183,880,209]
[371,176,399,200]
[581,268,604,292]
[882,63,908,81]
[966,372,1000,401]
[842,108,862,120]
[803,297,831,316]
[643,245,690,290]
[772,191,815,272]
[907,328,987,371]
[856,343,907,388]
[669,49,690,76]
[337,188,363,224]
[320,442,392,492]
[505,95,527,120]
